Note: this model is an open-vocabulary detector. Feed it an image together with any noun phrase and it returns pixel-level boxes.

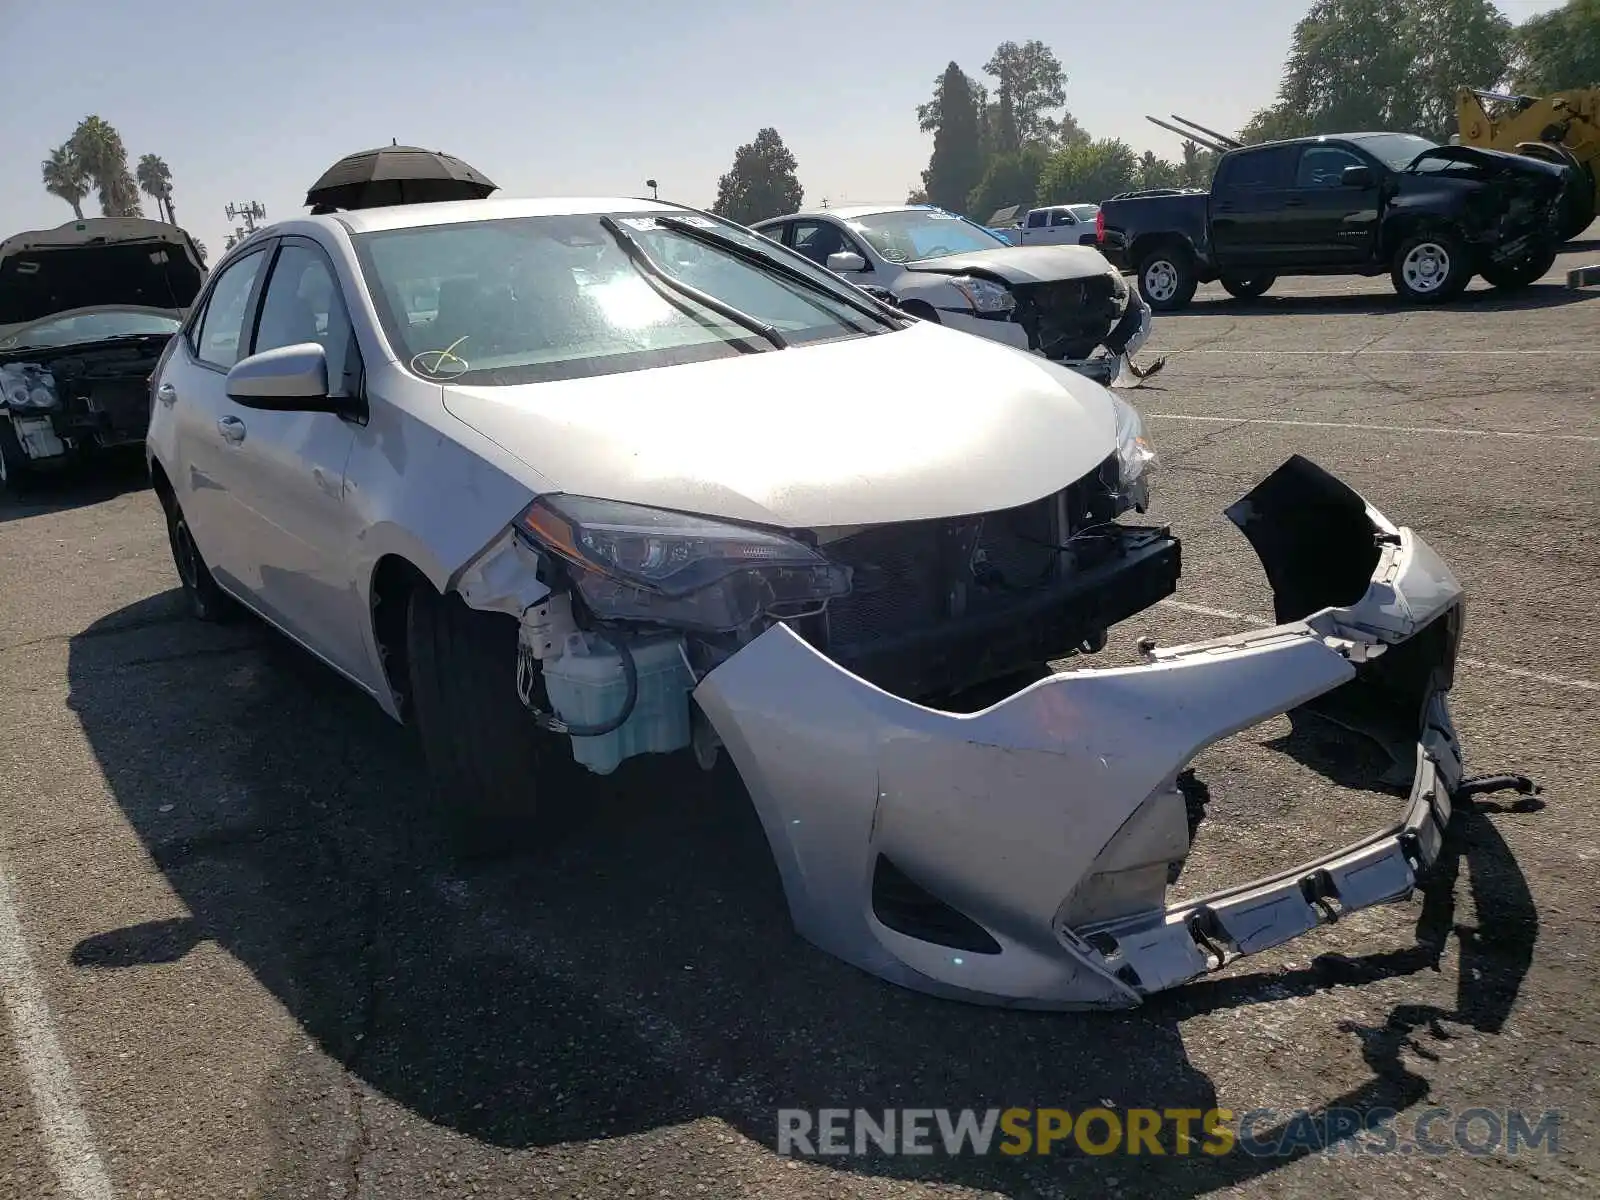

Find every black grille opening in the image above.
[871,854,1003,955]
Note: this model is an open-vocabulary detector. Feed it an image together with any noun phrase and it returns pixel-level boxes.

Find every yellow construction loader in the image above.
[1456,87,1599,242]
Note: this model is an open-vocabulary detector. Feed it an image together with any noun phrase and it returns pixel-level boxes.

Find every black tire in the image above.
[404,585,584,857]
[1220,274,1276,300]
[0,417,35,494]
[1390,230,1472,304]
[1136,247,1198,312]
[1481,244,1558,291]
[161,491,237,621]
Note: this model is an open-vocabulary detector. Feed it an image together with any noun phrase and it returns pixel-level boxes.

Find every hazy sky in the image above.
[2,0,1566,257]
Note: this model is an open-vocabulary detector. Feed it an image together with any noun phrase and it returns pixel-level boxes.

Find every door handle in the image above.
[156,382,177,406]
[217,415,247,444]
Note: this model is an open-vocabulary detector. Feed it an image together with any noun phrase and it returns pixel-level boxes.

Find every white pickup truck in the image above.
[991,204,1100,247]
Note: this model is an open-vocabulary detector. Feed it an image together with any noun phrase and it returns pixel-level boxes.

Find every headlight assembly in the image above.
[1108,393,1158,509]
[516,495,853,633]
[948,275,1015,314]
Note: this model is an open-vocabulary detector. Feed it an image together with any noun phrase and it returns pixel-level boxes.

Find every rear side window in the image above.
[191,248,267,369]
[1215,146,1297,191]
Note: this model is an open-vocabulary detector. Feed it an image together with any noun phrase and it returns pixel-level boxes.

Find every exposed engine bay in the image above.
[1,335,171,466]
[456,446,1175,777]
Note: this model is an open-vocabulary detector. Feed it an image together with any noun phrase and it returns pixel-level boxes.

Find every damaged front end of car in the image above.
[456,452,1470,1008]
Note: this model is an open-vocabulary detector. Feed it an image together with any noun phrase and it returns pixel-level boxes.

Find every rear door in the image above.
[1209,145,1300,268]
[163,242,274,586]
[209,235,366,678]
[1283,143,1381,264]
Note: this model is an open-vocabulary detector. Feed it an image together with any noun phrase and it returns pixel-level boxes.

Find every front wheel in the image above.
[1137,249,1197,312]
[405,586,586,857]
[1480,245,1558,291]
[1220,274,1276,300]
[1391,232,1471,303]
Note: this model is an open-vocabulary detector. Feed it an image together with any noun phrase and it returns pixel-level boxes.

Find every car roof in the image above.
[302,195,685,236]
[756,204,917,225]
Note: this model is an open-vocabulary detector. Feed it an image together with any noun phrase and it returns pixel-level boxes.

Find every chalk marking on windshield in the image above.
[411,335,471,379]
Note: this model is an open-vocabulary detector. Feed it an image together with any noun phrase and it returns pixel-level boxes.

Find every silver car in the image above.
[148,196,1468,1010]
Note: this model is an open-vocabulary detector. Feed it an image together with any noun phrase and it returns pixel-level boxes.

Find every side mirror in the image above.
[1342,164,1374,188]
[225,343,341,412]
[826,251,867,273]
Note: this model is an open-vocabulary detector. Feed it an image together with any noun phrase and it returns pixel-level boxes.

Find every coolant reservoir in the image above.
[540,633,695,775]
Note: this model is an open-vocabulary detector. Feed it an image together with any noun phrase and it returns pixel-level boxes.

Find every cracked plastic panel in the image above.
[693,455,1467,1008]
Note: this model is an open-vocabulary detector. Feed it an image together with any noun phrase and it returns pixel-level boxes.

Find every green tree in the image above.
[1244,0,1512,142]
[920,62,986,214]
[41,144,89,219]
[1513,0,1600,92]
[1135,151,1182,190]
[1039,139,1140,205]
[967,143,1052,220]
[136,154,176,224]
[983,40,1069,146]
[68,115,142,217]
[709,127,804,224]
[1179,140,1221,187]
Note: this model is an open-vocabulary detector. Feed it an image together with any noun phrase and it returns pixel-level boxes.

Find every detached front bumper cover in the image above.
[692,456,1469,1009]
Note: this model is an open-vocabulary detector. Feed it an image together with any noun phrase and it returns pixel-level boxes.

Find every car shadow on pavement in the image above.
[0,452,149,524]
[1175,283,1594,318]
[64,593,1537,1196]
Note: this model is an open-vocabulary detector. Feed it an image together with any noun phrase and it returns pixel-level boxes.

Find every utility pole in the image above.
[222,200,267,251]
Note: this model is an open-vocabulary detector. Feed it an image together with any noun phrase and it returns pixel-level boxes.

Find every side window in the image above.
[754,223,787,245]
[1296,146,1365,188]
[791,220,859,268]
[252,241,359,396]
[1025,210,1048,229]
[1215,146,1296,191]
[1049,210,1075,226]
[191,249,267,369]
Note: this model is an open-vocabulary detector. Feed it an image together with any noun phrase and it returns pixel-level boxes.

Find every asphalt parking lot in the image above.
[3,233,1598,1200]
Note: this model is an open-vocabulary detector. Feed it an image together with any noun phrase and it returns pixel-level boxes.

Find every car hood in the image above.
[1405,144,1569,181]
[904,244,1115,285]
[439,322,1119,529]
[0,218,205,333]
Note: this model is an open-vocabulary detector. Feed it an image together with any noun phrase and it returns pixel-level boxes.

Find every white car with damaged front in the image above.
[148,196,1473,1010]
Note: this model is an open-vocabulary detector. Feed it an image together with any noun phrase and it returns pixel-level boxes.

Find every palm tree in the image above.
[69,115,142,217]
[136,153,175,223]
[41,144,90,219]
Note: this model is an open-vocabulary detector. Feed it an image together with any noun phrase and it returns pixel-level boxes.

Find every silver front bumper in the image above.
[692,456,1467,1009]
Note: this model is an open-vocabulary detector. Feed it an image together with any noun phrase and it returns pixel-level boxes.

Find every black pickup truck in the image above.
[1097,132,1570,310]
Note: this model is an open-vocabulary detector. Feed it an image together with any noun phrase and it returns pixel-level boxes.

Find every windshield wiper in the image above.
[599,216,787,349]
[653,215,905,332]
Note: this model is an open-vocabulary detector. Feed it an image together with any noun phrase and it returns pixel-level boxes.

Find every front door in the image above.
[211,236,366,680]
[790,219,872,284]
[1283,145,1381,265]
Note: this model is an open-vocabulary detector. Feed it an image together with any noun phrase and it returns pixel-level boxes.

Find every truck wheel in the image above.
[1137,249,1197,311]
[1481,245,1558,291]
[0,418,34,494]
[1220,275,1276,300]
[405,585,586,857]
[161,491,237,622]
[1391,232,1471,303]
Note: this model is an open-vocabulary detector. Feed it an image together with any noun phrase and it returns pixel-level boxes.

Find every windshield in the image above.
[846,209,1010,263]
[0,309,180,351]
[1069,205,1099,222]
[1350,133,1440,171]
[354,211,883,386]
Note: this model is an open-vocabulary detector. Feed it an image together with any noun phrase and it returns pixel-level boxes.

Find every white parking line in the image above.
[1145,413,1600,443]
[1158,599,1600,693]
[0,860,114,1200]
